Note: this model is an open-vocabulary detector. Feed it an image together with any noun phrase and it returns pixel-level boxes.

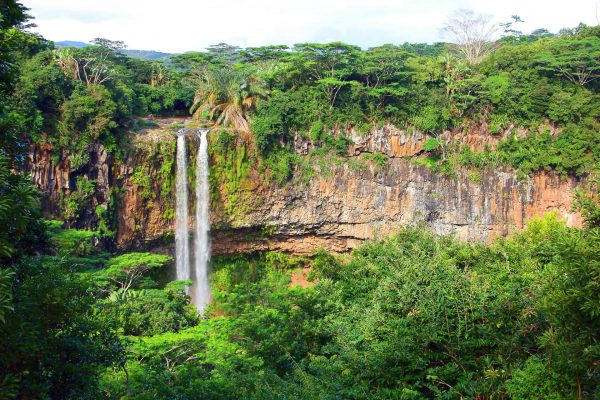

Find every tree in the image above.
[536,35,600,86]
[241,45,289,63]
[75,46,113,86]
[360,45,410,89]
[499,15,524,37]
[439,53,477,117]
[442,9,499,64]
[206,42,242,64]
[91,37,127,52]
[0,0,45,159]
[169,51,213,71]
[102,288,198,336]
[190,66,266,132]
[289,42,361,107]
[55,40,125,88]
[1,255,124,399]
[573,181,600,229]
[61,84,119,140]
[536,223,600,398]
[0,2,125,387]
[98,252,172,292]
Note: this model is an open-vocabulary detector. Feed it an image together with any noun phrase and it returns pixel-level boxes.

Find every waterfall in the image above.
[193,129,211,315]
[175,130,190,287]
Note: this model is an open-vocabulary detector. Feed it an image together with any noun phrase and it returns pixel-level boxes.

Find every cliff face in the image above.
[28,124,585,255]
[211,162,582,255]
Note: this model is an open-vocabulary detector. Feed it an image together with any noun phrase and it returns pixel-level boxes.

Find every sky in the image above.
[22,0,600,53]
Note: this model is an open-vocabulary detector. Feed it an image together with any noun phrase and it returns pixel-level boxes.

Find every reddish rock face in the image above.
[208,162,584,255]
[27,126,587,256]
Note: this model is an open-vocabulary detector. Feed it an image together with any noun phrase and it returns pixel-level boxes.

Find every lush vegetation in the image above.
[3,203,600,398]
[4,2,598,185]
[1,1,600,399]
[190,31,599,179]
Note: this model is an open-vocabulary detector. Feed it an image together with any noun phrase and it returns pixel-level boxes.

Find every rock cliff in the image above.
[27,123,586,255]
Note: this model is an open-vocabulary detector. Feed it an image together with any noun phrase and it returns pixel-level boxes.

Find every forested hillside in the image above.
[1,0,599,398]
[10,13,600,181]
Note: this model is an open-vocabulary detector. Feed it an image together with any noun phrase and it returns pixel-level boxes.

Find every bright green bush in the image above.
[101,289,198,336]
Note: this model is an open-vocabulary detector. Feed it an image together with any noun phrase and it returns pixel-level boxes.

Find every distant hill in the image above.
[55,41,175,60]
[121,49,174,60]
[55,40,89,48]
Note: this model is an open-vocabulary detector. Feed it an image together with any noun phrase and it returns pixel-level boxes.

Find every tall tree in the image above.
[442,9,499,64]
[536,34,600,86]
[289,42,361,107]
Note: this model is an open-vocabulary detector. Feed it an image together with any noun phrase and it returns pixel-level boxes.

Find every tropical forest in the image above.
[0,0,599,398]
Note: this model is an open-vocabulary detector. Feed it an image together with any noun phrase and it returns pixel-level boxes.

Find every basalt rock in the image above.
[27,125,587,255]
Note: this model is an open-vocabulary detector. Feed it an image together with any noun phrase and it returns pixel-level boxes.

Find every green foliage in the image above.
[573,183,600,229]
[101,289,198,336]
[0,268,13,324]
[164,279,193,293]
[363,152,388,169]
[96,216,599,399]
[60,175,96,221]
[449,121,600,177]
[5,8,600,192]
[61,84,119,142]
[263,148,298,185]
[3,3,600,398]
[488,112,510,134]
[131,166,153,200]
[504,357,568,399]
[191,65,267,132]
[46,219,99,256]
[209,130,255,215]
[1,256,124,399]
[495,124,599,175]
[8,177,600,400]
[95,252,172,291]
[246,31,599,182]
[535,221,600,395]
[422,136,441,152]
[0,155,46,260]
[95,204,115,238]
[468,170,482,183]
[0,154,120,400]
[536,35,600,86]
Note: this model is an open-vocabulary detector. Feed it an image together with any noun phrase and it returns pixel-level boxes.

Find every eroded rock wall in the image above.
[210,161,583,254]
[27,126,586,255]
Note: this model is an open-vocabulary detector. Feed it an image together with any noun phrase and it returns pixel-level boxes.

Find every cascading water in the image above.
[175,129,190,288]
[193,129,211,315]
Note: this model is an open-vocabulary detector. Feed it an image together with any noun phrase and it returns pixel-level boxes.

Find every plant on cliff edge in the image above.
[190,66,267,132]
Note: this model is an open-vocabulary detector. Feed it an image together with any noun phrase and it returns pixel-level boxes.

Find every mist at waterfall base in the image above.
[174,128,211,315]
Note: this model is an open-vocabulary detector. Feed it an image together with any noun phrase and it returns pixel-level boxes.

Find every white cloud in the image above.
[467,0,599,35]
[22,0,599,53]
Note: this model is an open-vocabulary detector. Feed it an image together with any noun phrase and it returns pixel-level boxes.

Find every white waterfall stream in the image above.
[193,129,211,315]
[174,128,211,314]
[175,129,190,288]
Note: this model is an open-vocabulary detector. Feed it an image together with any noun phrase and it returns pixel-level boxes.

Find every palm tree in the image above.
[190,66,266,132]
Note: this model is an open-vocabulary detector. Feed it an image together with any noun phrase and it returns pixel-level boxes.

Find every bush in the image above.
[264,149,297,184]
[505,357,569,400]
[102,289,198,336]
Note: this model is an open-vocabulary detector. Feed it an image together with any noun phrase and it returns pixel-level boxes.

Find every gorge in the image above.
[3,3,599,396]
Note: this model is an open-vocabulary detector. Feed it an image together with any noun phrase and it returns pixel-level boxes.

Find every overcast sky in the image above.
[22,0,600,53]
